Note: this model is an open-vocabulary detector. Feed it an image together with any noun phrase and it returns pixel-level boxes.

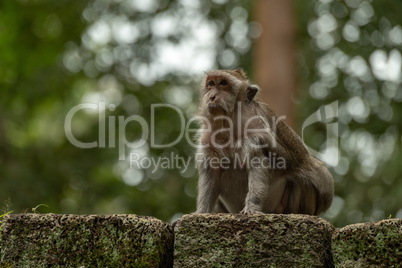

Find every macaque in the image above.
[195,68,334,215]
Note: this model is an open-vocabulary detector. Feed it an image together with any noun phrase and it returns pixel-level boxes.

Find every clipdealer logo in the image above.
[64,101,339,167]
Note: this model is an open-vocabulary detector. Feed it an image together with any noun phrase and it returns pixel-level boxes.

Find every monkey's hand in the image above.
[240,206,264,215]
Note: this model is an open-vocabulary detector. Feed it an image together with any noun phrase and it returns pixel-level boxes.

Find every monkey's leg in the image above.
[282,180,301,214]
[282,177,318,215]
[309,160,334,214]
[196,167,220,213]
[263,177,288,213]
[274,185,289,214]
[299,185,318,215]
[212,199,230,213]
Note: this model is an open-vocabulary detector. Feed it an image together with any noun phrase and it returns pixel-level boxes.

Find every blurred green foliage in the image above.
[0,0,401,227]
[0,0,254,223]
[297,0,402,226]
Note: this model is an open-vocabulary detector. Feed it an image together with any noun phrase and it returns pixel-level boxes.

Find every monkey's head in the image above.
[200,68,259,116]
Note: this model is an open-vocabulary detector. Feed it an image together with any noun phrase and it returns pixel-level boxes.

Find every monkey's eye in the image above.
[220,80,228,86]
[208,80,215,86]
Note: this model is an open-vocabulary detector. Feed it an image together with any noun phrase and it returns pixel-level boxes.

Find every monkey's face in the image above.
[202,74,238,116]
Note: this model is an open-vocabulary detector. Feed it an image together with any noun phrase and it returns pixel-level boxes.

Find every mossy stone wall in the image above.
[1,213,401,267]
[174,214,334,267]
[0,214,173,267]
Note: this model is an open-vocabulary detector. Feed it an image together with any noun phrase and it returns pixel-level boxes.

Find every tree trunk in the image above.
[253,0,297,130]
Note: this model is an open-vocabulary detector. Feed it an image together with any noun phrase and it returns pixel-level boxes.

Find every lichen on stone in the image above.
[332,218,402,267]
[173,213,335,267]
[0,213,174,267]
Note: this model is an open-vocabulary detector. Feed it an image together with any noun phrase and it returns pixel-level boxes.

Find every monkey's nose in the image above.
[210,96,216,102]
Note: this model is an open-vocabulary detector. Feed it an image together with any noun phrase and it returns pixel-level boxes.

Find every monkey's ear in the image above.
[234,68,247,79]
[246,85,259,101]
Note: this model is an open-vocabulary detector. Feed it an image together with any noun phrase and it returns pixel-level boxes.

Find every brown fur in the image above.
[196,69,334,215]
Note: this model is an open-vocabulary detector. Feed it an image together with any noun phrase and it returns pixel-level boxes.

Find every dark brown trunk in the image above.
[253,0,297,130]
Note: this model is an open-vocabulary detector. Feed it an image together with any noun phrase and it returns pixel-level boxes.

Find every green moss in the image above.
[174,214,335,267]
[4,213,401,267]
[333,219,402,267]
[0,214,174,267]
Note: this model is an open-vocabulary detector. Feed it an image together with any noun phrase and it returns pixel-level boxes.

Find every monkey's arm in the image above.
[240,158,270,214]
[196,161,221,213]
[258,102,310,165]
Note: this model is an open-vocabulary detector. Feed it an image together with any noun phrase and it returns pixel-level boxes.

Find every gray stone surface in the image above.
[3,212,400,267]
[174,213,335,267]
[0,213,174,267]
[333,218,402,267]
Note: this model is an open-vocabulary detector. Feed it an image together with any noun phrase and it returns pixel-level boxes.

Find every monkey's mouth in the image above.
[208,103,224,114]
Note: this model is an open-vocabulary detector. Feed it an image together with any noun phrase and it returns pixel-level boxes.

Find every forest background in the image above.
[1,0,401,227]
